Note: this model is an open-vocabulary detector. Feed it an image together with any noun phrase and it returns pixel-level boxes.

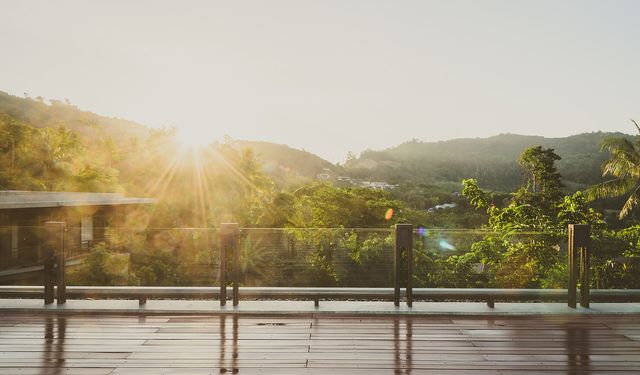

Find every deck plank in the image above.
[1,313,640,372]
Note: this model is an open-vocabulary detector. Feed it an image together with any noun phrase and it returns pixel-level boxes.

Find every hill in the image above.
[0,91,149,142]
[346,132,636,192]
[0,91,338,183]
[1,91,633,193]
[231,140,343,186]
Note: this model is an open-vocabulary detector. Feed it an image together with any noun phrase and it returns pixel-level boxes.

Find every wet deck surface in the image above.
[1,313,640,374]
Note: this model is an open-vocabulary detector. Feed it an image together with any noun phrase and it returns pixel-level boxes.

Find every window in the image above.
[81,216,93,249]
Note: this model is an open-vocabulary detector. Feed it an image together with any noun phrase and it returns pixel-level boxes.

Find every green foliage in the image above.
[67,243,138,286]
[586,227,640,289]
[462,179,488,209]
[286,228,343,286]
[0,115,119,191]
[0,91,149,142]
[518,146,563,194]
[557,192,606,233]
[347,233,392,264]
[131,250,178,286]
[586,123,640,219]
[452,142,640,289]
[514,146,564,215]
[290,183,405,228]
[258,192,296,227]
[455,147,612,288]
[488,203,554,232]
[346,132,628,193]
[238,235,279,286]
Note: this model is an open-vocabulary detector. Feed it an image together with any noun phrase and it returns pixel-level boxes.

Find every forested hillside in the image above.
[0,91,149,142]
[347,132,636,192]
[0,92,336,183]
[0,92,409,229]
[231,140,343,186]
[1,91,632,193]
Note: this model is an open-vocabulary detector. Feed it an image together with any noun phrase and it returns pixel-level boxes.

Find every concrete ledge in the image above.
[1,298,639,317]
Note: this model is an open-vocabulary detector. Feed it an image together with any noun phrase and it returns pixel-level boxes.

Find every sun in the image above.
[175,127,212,150]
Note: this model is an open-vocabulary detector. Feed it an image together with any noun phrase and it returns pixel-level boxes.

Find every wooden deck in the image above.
[1,313,640,374]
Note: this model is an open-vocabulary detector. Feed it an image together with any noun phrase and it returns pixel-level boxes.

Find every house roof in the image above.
[0,191,156,210]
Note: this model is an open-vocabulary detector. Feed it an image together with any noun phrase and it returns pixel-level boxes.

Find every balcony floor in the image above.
[1,312,640,374]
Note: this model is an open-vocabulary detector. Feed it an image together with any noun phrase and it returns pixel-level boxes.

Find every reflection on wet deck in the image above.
[0,313,639,374]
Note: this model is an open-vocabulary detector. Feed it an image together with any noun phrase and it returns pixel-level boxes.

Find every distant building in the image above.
[333,176,397,190]
[0,191,155,271]
[368,181,398,190]
[427,203,457,213]
[316,168,337,181]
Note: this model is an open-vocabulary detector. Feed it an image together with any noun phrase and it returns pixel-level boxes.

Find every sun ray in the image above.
[209,146,263,195]
[144,153,182,198]
[191,149,209,228]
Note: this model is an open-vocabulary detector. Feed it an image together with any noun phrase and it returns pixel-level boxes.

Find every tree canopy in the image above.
[587,121,640,219]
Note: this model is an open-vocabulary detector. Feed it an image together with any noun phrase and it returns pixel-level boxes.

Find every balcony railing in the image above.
[1,222,639,308]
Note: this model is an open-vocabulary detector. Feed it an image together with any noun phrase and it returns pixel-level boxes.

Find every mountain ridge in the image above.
[347,131,635,192]
[1,90,632,191]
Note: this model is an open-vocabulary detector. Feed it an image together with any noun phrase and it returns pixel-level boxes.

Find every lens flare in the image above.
[384,208,394,220]
[439,240,456,251]
[417,227,427,237]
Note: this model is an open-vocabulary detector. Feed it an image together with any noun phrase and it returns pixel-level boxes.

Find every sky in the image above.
[1,0,639,162]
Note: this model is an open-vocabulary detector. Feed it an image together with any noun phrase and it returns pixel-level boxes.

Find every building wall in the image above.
[0,206,114,271]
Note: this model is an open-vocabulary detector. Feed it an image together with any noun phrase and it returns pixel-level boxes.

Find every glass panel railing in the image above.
[74,227,220,287]
[590,235,640,290]
[414,229,565,289]
[268,228,395,287]
[1,225,639,290]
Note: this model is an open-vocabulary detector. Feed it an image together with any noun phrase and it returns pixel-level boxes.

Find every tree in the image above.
[345,151,356,166]
[0,116,119,192]
[289,183,405,228]
[557,191,606,233]
[586,121,640,219]
[515,146,563,215]
[462,179,488,209]
[257,192,295,227]
[67,243,137,286]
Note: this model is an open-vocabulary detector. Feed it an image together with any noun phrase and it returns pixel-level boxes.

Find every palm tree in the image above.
[586,120,640,219]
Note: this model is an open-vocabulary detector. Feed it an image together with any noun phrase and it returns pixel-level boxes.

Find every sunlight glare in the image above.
[176,127,213,150]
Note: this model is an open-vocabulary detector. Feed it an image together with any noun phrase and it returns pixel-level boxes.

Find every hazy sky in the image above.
[1,1,639,162]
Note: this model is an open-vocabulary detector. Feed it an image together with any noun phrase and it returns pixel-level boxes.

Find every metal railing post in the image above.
[44,221,66,305]
[568,224,590,308]
[405,225,413,307]
[393,226,400,307]
[233,228,240,307]
[568,225,576,308]
[394,224,413,307]
[579,228,591,308]
[219,227,227,306]
[43,247,55,305]
[220,223,239,307]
